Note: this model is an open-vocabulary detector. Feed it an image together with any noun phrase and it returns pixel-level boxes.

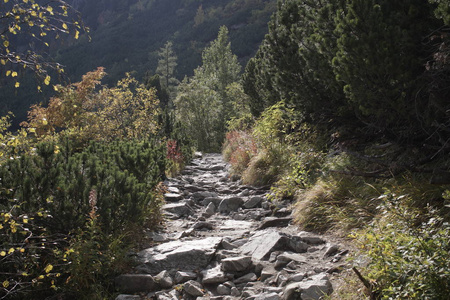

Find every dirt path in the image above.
[115,153,351,300]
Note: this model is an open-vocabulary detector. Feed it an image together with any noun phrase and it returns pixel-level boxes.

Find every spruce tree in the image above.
[156,41,179,104]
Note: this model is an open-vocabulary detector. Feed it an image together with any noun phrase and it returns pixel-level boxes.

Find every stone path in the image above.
[115,154,349,300]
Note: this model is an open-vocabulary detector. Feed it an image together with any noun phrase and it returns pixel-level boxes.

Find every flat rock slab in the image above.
[162,202,194,217]
[219,220,254,231]
[137,237,222,274]
[240,229,286,261]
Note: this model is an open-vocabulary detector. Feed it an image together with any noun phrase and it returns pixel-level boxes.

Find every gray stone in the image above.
[193,221,214,230]
[231,287,241,297]
[137,237,222,274]
[275,252,307,268]
[201,196,223,207]
[201,265,228,284]
[287,236,309,253]
[204,202,216,216]
[255,293,281,300]
[221,256,253,273]
[258,217,292,230]
[162,202,193,217]
[289,273,305,282]
[234,272,257,284]
[115,295,141,300]
[244,196,264,209]
[324,244,339,257]
[164,193,183,202]
[221,239,238,250]
[217,284,232,295]
[218,197,245,213]
[115,274,157,294]
[240,230,286,261]
[154,270,173,288]
[297,232,326,245]
[184,280,204,297]
[174,271,197,284]
[193,191,218,201]
[167,186,180,194]
[261,266,277,282]
[283,274,332,300]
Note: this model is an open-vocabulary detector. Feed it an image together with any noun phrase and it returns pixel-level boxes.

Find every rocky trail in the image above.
[115,153,350,300]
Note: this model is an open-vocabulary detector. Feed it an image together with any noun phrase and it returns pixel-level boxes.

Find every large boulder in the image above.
[136,237,222,274]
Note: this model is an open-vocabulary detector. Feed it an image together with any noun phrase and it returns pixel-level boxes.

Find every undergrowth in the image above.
[223,100,450,299]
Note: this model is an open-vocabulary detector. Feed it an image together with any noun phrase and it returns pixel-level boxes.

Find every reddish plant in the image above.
[167,139,183,163]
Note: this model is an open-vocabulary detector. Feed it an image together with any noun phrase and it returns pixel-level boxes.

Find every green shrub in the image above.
[357,194,450,299]
[0,138,166,298]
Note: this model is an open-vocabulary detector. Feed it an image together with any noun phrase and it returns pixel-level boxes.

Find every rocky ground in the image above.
[115,153,352,300]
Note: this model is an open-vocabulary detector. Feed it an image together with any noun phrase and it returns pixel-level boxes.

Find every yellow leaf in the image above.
[15,82,20,88]
[62,23,68,30]
[21,272,28,276]
[4,0,9,4]
[0,59,6,65]
[3,40,9,48]
[44,75,51,85]
[2,281,9,288]
[46,6,53,14]
[8,248,14,254]
[19,248,25,253]
[75,30,79,39]
[6,70,11,76]
[44,264,53,273]
[37,275,44,280]
[42,119,48,126]
[11,71,17,77]
[0,251,6,256]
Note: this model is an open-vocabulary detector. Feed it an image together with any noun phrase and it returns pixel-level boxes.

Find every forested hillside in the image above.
[1,0,276,125]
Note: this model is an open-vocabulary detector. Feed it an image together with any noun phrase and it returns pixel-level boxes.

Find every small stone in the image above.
[193,221,214,230]
[231,287,241,297]
[221,256,253,273]
[217,284,232,295]
[286,261,297,270]
[154,270,173,288]
[323,245,339,258]
[234,272,257,284]
[255,292,281,300]
[221,239,238,250]
[115,295,141,300]
[258,217,292,230]
[244,196,264,209]
[218,196,245,213]
[184,280,204,297]
[289,273,305,282]
[201,265,228,284]
[204,202,216,216]
[164,193,183,202]
[174,271,197,284]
